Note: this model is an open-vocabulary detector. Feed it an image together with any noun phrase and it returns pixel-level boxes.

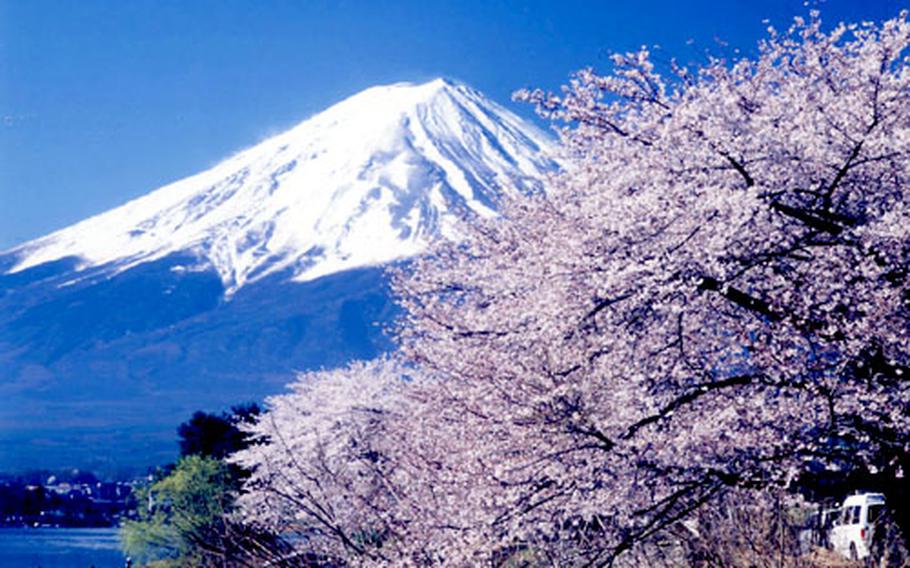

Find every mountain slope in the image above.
[0,79,556,473]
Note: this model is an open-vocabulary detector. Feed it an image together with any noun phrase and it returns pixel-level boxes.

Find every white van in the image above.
[829,492,886,560]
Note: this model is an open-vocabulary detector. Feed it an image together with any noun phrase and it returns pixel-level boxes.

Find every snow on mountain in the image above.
[5,78,557,294]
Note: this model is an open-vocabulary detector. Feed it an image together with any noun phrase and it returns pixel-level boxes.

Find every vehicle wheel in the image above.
[850,542,858,561]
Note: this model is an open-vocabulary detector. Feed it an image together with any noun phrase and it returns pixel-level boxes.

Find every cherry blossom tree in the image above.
[237,11,910,566]
[393,10,910,563]
[231,358,416,564]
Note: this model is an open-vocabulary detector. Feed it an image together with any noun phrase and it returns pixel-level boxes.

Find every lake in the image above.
[0,527,125,568]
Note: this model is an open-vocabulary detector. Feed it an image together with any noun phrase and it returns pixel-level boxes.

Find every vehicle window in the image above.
[851,506,861,525]
[868,504,885,524]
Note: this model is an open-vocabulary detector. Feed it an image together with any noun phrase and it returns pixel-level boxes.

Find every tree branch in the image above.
[622,374,757,441]
[698,276,782,321]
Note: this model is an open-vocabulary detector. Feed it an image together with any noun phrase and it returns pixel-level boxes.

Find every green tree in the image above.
[121,404,292,567]
[121,455,237,567]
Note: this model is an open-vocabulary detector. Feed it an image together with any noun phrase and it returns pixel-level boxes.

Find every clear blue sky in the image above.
[0,0,902,249]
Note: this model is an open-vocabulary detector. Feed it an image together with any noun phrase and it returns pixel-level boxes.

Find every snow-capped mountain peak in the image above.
[5,79,557,294]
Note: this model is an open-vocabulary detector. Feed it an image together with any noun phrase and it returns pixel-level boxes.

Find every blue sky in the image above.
[0,0,902,249]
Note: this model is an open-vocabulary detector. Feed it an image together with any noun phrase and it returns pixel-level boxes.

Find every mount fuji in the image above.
[0,79,557,473]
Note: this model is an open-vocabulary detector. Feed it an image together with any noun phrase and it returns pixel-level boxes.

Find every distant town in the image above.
[0,470,135,528]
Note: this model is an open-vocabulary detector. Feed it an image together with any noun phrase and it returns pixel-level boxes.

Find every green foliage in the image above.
[120,455,235,566]
[121,405,290,566]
